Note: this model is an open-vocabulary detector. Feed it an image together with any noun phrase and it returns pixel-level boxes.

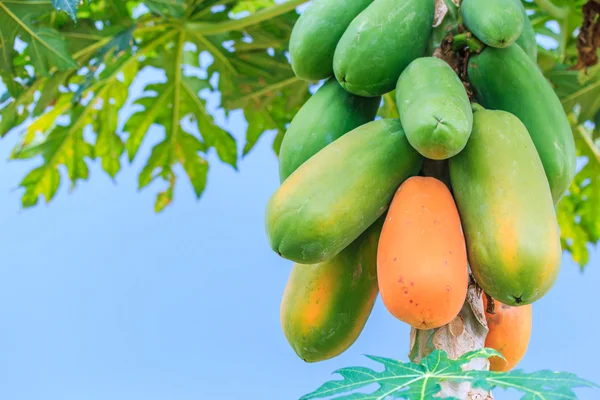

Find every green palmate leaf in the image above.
[0,78,41,136]
[0,1,77,76]
[52,0,80,22]
[27,26,79,75]
[144,0,185,18]
[302,349,500,400]
[73,26,135,103]
[12,27,141,204]
[549,65,600,122]
[32,70,73,117]
[17,110,94,207]
[558,125,600,268]
[231,0,277,15]
[547,61,600,266]
[303,349,598,400]
[191,2,309,156]
[125,30,235,209]
[469,369,599,400]
[1,0,309,212]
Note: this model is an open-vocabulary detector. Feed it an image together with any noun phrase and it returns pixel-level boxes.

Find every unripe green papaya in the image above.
[449,108,561,306]
[468,45,576,203]
[289,0,373,81]
[515,0,538,62]
[333,0,434,97]
[279,78,381,182]
[266,119,423,264]
[281,216,383,363]
[460,0,524,48]
[396,57,472,160]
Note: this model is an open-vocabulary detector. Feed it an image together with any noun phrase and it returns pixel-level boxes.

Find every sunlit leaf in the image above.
[52,0,80,22]
[17,112,94,207]
[144,0,185,18]
[303,349,598,400]
[0,1,77,76]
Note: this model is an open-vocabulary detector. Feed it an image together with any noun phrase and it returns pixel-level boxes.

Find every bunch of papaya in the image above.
[265,0,571,368]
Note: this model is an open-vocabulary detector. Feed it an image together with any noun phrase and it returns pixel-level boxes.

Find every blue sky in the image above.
[0,97,598,400]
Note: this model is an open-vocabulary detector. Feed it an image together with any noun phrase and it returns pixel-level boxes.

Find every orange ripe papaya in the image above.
[377,176,468,329]
[483,296,532,372]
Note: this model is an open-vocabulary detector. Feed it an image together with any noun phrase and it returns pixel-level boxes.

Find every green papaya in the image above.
[289,0,373,81]
[396,57,472,160]
[266,119,423,264]
[333,0,434,97]
[460,0,524,48]
[281,216,383,363]
[515,0,538,62]
[468,45,576,203]
[279,78,381,182]
[449,108,561,306]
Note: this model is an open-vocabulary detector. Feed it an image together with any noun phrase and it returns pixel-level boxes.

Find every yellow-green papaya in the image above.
[460,0,524,48]
[266,119,423,264]
[396,57,472,160]
[515,0,537,62]
[449,108,561,306]
[279,78,380,182]
[289,0,374,81]
[468,45,576,203]
[281,217,383,363]
[333,0,434,97]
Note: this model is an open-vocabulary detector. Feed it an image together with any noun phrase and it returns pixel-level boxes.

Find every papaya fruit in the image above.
[515,0,538,62]
[396,57,472,160]
[449,108,561,306]
[289,0,374,81]
[483,296,532,372]
[460,0,524,48]
[279,78,381,182]
[281,216,383,363]
[377,177,468,329]
[333,0,434,97]
[468,45,576,203]
[266,119,423,264]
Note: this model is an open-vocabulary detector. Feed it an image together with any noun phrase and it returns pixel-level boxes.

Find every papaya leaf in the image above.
[231,0,278,15]
[32,70,73,117]
[0,78,42,136]
[302,349,500,400]
[469,369,599,399]
[124,30,234,208]
[0,1,77,76]
[51,0,80,22]
[302,349,598,400]
[192,2,308,156]
[144,0,185,18]
[549,66,600,122]
[12,28,144,203]
[17,110,94,207]
[558,125,600,268]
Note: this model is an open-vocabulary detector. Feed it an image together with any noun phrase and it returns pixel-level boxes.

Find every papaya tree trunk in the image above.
[417,2,493,398]
[408,282,493,399]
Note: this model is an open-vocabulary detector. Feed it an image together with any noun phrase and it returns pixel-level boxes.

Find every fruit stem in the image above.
[451,33,485,53]
[533,0,570,20]
[471,103,485,113]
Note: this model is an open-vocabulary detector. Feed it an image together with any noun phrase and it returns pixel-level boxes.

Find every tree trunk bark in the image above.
[408,282,494,399]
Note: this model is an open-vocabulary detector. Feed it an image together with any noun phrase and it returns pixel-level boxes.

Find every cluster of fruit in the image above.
[264,0,575,372]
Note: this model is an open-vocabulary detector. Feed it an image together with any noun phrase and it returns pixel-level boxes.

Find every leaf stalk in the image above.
[185,0,308,35]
